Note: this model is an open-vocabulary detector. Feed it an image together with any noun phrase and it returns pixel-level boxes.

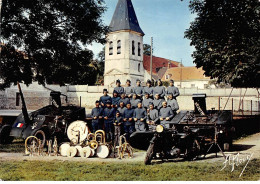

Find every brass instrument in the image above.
[87,133,98,149]
[95,130,106,145]
[25,136,39,155]
[118,135,133,159]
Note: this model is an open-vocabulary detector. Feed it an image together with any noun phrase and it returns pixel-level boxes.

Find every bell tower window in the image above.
[109,41,113,55]
[138,63,141,72]
[132,41,135,55]
[138,42,141,56]
[117,40,121,54]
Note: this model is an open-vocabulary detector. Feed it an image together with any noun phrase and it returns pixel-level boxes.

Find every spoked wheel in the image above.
[144,143,154,165]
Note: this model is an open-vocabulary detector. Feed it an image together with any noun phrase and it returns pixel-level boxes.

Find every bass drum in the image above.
[66,146,77,157]
[75,145,83,157]
[67,121,89,143]
[59,142,70,157]
[96,145,110,159]
[80,146,92,158]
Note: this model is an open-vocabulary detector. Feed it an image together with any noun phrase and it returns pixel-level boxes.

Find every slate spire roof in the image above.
[109,0,145,35]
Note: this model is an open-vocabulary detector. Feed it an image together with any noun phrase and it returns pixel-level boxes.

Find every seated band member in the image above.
[125,79,134,98]
[147,102,159,131]
[153,79,166,99]
[144,79,154,99]
[117,101,127,116]
[112,92,121,108]
[167,93,179,113]
[99,89,112,108]
[118,93,130,105]
[134,79,144,99]
[91,100,103,133]
[159,101,174,129]
[130,93,141,109]
[142,92,153,110]
[123,103,135,141]
[103,100,116,141]
[113,79,124,96]
[152,94,163,110]
[134,102,147,132]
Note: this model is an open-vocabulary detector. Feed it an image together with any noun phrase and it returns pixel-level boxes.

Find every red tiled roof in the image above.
[143,55,181,74]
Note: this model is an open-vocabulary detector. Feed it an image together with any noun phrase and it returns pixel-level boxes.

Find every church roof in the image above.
[109,0,145,35]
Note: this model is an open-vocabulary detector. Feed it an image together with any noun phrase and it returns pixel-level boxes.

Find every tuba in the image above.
[88,133,98,150]
[95,130,111,158]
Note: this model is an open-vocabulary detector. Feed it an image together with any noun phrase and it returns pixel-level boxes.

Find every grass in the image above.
[0,139,24,153]
[0,159,259,181]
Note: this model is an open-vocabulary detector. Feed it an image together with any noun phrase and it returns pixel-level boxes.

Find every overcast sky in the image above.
[88,0,197,67]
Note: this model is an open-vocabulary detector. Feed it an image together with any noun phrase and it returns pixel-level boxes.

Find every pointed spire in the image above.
[109,0,145,35]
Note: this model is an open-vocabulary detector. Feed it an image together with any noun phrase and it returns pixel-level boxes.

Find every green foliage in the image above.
[0,159,259,181]
[185,0,260,88]
[143,44,152,56]
[0,0,109,89]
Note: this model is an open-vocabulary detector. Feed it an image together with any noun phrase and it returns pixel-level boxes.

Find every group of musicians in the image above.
[91,79,180,141]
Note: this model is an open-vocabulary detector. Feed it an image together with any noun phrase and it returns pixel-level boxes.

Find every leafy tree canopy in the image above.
[185,0,260,88]
[0,0,108,89]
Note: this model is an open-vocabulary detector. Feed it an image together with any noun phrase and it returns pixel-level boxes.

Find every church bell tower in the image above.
[104,0,145,87]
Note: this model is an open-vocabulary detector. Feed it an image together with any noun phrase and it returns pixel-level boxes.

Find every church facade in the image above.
[104,0,145,87]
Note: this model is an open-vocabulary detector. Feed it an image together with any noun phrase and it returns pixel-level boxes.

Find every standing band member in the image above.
[113,111,123,147]
[117,101,127,116]
[91,100,103,132]
[153,79,166,99]
[112,92,120,108]
[142,92,153,110]
[147,103,159,131]
[134,103,147,132]
[130,93,141,109]
[103,100,116,141]
[119,93,130,105]
[113,79,124,96]
[123,103,135,140]
[144,79,154,99]
[153,94,163,110]
[167,79,180,110]
[100,89,112,108]
[134,79,144,99]
[159,101,174,129]
[125,79,134,98]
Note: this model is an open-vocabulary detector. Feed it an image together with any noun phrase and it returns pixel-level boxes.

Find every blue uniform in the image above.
[159,107,174,128]
[117,107,127,116]
[142,98,153,109]
[134,108,147,132]
[144,86,154,98]
[99,95,112,107]
[103,107,116,141]
[123,108,135,140]
[134,86,144,98]
[130,98,142,109]
[112,97,121,107]
[147,109,159,130]
[166,86,180,98]
[153,86,166,99]
[125,86,134,97]
[152,99,163,110]
[118,98,130,106]
[167,99,179,111]
[113,86,124,95]
[91,107,103,132]
[113,116,123,146]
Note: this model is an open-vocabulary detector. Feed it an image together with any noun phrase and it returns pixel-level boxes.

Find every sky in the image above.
[88,0,197,67]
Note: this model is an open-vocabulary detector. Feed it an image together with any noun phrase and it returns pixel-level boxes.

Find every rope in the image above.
[222,87,234,111]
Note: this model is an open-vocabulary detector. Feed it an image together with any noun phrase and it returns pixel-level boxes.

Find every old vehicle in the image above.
[130,94,234,164]
[0,83,86,145]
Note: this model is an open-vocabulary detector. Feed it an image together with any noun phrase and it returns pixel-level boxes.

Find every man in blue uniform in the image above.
[113,111,123,147]
[153,79,166,99]
[134,103,147,132]
[117,101,127,116]
[123,103,135,140]
[152,94,163,110]
[159,101,174,129]
[134,79,144,99]
[142,92,153,110]
[113,79,124,96]
[119,93,130,105]
[130,93,141,109]
[167,93,179,113]
[147,102,159,131]
[167,79,180,110]
[144,79,154,99]
[103,100,116,141]
[112,92,121,108]
[125,79,134,98]
[99,89,112,108]
[91,100,103,132]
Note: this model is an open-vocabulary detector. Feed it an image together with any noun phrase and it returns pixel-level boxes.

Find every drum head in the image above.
[90,148,95,157]
[67,121,89,143]
[80,146,91,158]
[96,145,110,159]
[66,146,77,157]
[75,145,83,157]
[59,143,70,157]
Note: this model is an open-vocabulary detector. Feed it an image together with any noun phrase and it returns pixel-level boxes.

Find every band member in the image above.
[103,100,116,141]
[118,93,130,105]
[125,79,134,98]
[147,102,159,131]
[113,79,124,96]
[130,93,141,109]
[91,100,103,132]
[117,101,127,116]
[134,102,147,132]
[112,92,121,108]
[144,79,154,99]
[167,93,179,113]
[153,79,166,99]
[142,92,153,110]
[159,101,174,129]
[113,111,123,147]
[134,79,144,99]
[167,79,180,109]
[99,89,112,108]
[123,103,135,140]
[152,94,163,110]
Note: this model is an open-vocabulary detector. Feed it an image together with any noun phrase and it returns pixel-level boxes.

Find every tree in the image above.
[143,44,151,56]
[95,47,105,85]
[185,0,260,88]
[0,0,108,89]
